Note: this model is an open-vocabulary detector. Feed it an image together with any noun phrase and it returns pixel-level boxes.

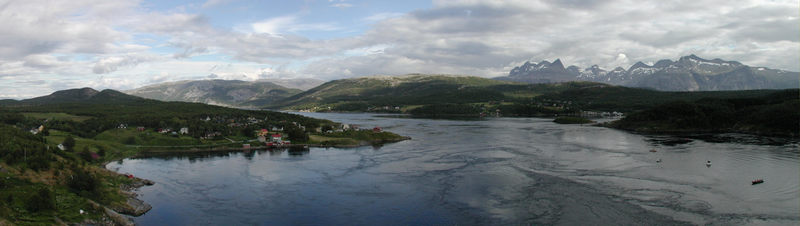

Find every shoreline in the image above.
[100,135,411,221]
[134,137,411,154]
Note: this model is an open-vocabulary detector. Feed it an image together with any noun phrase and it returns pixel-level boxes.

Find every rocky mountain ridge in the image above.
[498,55,798,91]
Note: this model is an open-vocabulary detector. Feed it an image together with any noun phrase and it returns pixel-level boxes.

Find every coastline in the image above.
[99,135,410,222]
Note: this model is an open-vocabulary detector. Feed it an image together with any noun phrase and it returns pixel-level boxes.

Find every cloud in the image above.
[2,0,799,99]
[298,0,800,79]
[92,54,159,74]
[331,3,354,8]
[202,0,235,8]
[0,0,134,60]
[363,12,405,22]
[251,15,342,35]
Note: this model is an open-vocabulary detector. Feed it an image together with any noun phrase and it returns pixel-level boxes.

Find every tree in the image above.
[26,187,55,212]
[63,136,76,151]
[79,147,91,162]
[68,167,98,196]
[285,125,308,142]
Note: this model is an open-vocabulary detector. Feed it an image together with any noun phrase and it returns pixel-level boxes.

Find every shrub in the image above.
[26,187,55,212]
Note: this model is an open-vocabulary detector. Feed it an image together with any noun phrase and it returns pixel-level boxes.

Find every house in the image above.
[257,136,267,142]
[271,126,283,132]
[118,124,127,129]
[137,126,145,132]
[29,128,39,135]
[179,127,189,134]
[373,127,382,133]
[57,143,66,151]
[271,134,282,143]
[243,144,251,149]
[342,124,350,130]
[258,129,269,137]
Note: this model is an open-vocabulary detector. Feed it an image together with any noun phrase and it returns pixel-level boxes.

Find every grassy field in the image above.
[22,112,93,122]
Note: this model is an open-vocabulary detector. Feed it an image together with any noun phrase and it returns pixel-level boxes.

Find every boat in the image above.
[752,179,764,185]
[705,161,711,167]
[649,149,657,152]
[656,158,662,163]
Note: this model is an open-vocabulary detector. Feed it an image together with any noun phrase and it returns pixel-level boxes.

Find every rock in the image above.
[125,197,152,216]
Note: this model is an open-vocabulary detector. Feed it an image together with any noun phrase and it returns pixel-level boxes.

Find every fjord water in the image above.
[106,113,799,225]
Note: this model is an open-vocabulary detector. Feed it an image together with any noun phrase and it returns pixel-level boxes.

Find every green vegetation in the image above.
[608,89,799,137]
[0,87,410,224]
[554,116,594,124]
[269,75,786,119]
[22,112,93,122]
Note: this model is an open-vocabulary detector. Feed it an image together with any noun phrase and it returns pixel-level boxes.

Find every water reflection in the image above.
[136,147,314,162]
[108,113,799,225]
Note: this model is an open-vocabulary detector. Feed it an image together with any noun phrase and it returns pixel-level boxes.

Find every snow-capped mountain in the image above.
[497,55,799,91]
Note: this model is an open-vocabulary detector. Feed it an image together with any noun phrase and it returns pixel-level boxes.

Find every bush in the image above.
[63,136,76,151]
[68,167,98,196]
[26,187,55,212]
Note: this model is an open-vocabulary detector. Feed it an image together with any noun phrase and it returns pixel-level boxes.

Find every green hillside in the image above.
[0,87,409,224]
[267,74,786,118]
[608,89,799,137]
[270,74,517,110]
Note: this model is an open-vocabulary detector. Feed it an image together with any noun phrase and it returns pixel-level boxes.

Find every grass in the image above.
[0,171,103,225]
[93,128,206,146]
[308,135,358,146]
[22,112,93,122]
[553,116,594,124]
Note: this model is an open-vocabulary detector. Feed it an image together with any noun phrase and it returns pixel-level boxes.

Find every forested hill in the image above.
[264,74,789,118]
[608,89,800,137]
[1,87,329,138]
[268,74,518,110]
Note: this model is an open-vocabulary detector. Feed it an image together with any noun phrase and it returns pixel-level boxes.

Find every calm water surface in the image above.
[106,113,799,225]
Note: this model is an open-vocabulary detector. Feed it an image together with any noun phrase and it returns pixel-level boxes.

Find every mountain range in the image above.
[496,55,799,91]
[125,79,309,107]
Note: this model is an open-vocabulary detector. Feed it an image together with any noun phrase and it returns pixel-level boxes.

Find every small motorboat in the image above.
[705,161,711,167]
[649,149,657,152]
[752,179,764,185]
[656,158,662,163]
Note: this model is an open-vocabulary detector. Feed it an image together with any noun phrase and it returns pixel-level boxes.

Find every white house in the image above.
[57,143,66,151]
[179,127,189,134]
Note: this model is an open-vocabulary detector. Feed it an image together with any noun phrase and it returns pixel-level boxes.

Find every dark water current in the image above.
[106,113,799,225]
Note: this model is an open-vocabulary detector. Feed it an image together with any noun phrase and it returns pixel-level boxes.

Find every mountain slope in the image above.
[270,74,519,110]
[498,54,799,91]
[125,80,302,107]
[257,78,325,91]
[4,88,146,106]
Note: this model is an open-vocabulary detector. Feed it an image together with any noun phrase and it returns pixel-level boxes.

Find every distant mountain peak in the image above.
[629,61,650,70]
[499,54,799,91]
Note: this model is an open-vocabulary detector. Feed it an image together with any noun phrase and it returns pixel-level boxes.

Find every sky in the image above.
[0,0,798,99]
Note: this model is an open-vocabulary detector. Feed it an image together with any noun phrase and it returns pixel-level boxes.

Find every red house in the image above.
[271,134,282,143]
[372,127,382,133]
